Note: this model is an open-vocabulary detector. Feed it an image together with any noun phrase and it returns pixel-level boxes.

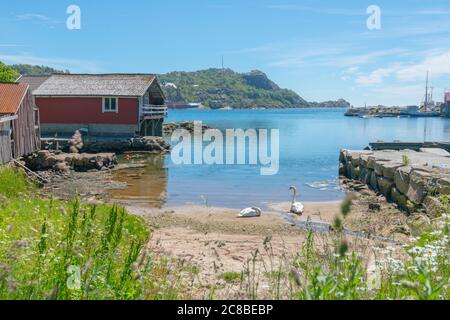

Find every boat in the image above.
[404,72,440,117]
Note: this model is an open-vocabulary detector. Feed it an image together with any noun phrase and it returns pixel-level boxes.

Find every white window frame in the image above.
[102,97,119,113]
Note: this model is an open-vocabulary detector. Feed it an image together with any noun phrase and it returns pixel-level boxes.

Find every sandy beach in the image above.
[125,191,409,298]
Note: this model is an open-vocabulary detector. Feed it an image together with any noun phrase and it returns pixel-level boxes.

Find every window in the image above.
[103,97,118,113]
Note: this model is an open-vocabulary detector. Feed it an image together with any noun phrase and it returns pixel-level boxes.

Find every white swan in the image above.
[238,207,262,217]
[289,186,304,215]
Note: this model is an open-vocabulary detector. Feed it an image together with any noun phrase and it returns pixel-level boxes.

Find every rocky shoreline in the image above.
[339,148,450,220]
[163,121,211,134]
[42,135,171,154]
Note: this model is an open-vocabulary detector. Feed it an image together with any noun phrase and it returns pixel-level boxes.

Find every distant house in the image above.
[443,92,450,118]
[0,83,39,164]
[33,74,167,137]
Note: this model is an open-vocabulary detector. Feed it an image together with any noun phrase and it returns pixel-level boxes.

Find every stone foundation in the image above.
[340,148,450,216]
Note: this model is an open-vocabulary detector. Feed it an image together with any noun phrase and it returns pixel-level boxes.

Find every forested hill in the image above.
[159,68,351,109]
[11,64,69,76]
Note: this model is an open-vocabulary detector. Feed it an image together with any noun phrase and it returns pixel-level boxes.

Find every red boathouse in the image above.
[33,74,167,137]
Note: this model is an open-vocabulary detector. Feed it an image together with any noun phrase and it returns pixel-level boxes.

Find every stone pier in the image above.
[339,148,450,217]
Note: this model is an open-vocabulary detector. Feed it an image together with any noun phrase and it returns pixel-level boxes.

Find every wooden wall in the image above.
[11,89,39,158]
[0,121,12,164]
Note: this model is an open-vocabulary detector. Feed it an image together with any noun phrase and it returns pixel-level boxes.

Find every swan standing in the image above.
[289,186,304,215]
[238,207,262,217]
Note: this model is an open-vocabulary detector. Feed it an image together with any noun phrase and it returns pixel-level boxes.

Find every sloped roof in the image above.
[0,82,29,114]
[34,74,156,97]
[18,75,51,93]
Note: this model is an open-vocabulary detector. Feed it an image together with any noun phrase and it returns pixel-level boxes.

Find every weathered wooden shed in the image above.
[0,83,39,164]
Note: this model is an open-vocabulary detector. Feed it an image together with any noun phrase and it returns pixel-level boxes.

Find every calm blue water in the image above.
[113,108,450,208]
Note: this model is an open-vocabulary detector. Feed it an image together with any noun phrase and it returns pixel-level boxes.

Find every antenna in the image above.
[221,55,224,69]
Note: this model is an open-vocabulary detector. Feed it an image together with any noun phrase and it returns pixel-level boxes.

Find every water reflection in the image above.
[110,154,168,208]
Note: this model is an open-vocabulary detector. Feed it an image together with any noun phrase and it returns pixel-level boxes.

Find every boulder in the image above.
[131,136,171,152]
[369,170,378,191]
[377,176,394,199]
[358,167,370,184]
[350,153,361,167]
[394,166,411,195]
[407,170,432,204]
[367,156,377,170]
[338,163,346,176]
[436,177,450,195]
[374,161,389,176]
[423,196,448,218]
[406,214,431,236]
[391,187,408,210]
[382,163,404,179]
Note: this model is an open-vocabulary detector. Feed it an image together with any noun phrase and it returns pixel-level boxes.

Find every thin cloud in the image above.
[15,13,62,25]
[267,4,364,16]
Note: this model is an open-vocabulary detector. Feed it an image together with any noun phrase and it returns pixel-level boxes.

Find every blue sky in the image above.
[1,0,450,106]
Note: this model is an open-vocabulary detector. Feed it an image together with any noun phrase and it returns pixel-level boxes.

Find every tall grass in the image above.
[230,195,450,300]
[0,167,184,300]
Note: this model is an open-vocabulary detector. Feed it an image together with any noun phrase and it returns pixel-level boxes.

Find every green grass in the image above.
[1,166,449,300]
[221,271,243,283]
[0,166,184,300]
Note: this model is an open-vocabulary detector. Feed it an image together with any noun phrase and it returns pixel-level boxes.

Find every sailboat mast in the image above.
[425,71,429,107]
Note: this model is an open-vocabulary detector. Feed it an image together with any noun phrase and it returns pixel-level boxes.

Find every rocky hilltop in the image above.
[158,68,350,109]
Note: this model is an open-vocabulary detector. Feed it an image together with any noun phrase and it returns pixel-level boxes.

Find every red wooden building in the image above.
[0,83,39,164]
[33,74,167,137]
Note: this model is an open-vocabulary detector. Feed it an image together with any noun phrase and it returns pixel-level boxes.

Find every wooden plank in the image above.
[0,115,18,123]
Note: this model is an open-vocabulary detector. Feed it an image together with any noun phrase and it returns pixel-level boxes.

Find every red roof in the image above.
[0,82,29,115]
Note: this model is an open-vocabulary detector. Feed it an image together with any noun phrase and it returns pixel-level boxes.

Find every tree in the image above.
[0,61,20,82]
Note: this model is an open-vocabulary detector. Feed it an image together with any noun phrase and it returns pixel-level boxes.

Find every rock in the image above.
[423,196,448,218]
[131,136,171,152]
[350,153,361,167]
[368,202,381,211]
[382,163,404,179]
[419,148,450,157]
[339,150,348,163]
[374,161,389,176]
[436,177,450,195]
[407,170,432,204]
[394,166,411,195]
[54,161,69,173]
[391,187,408,210]
[354,166,361,179]
[367,156,377,170]
[338,163,346,176]
[163,121,210,134]
[377,176,394,199]
[69,146,79,154]
[68,130,84,153]
[406,213,431,236]
[369,170,378,191]
[358,167,370,184]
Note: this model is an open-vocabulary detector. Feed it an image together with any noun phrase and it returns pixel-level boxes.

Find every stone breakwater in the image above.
[339,149,450,217]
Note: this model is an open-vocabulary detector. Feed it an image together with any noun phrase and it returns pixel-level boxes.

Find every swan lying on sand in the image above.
[238,207,262,217]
